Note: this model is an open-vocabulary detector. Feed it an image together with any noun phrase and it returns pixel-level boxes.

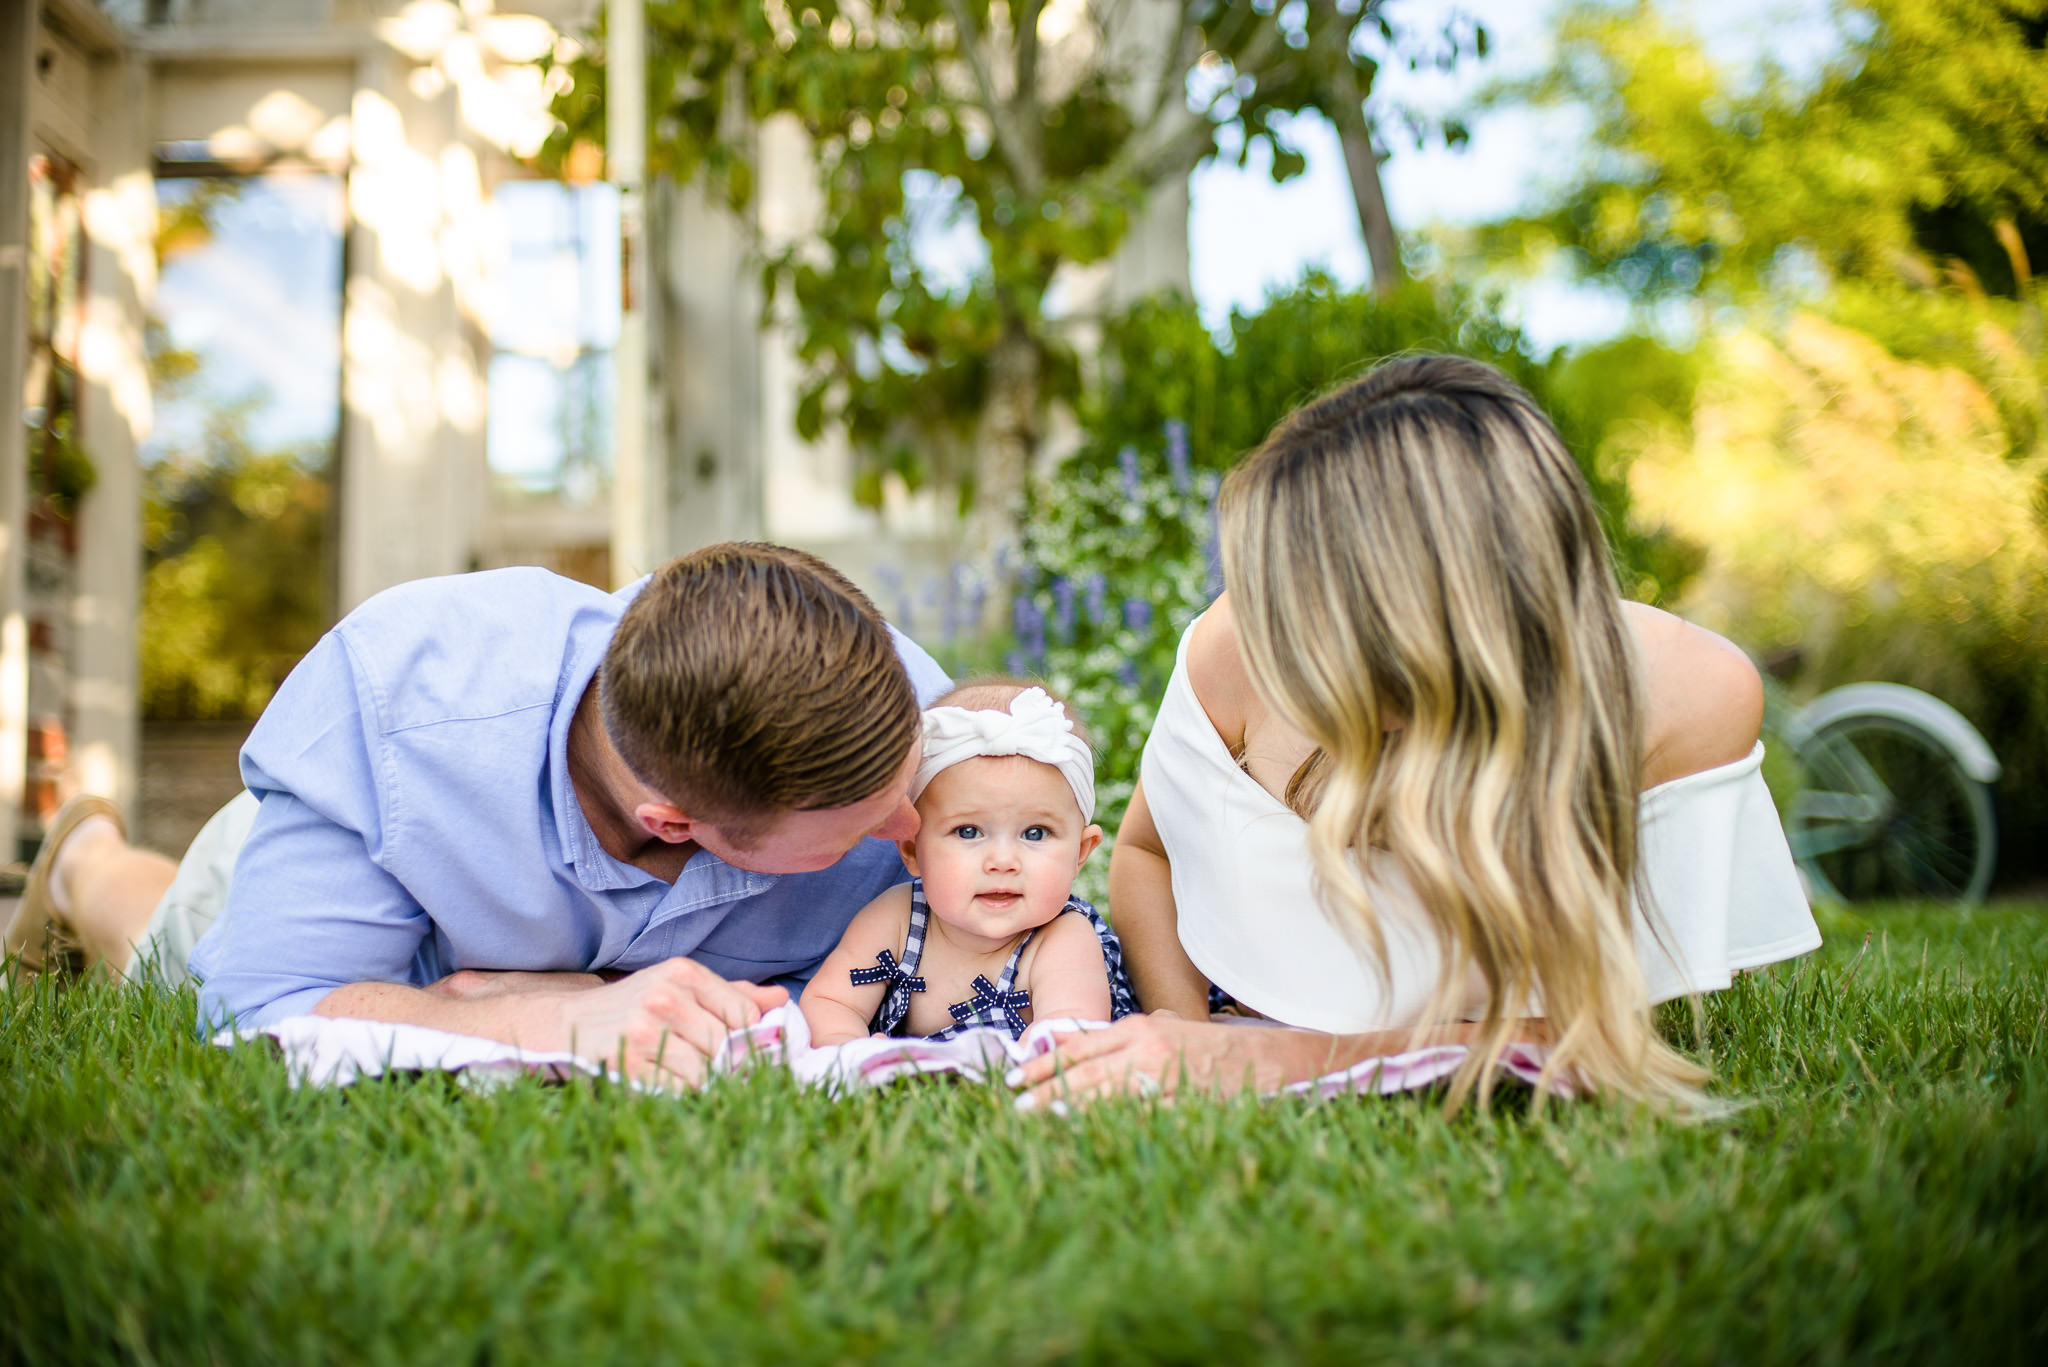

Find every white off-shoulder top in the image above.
[1139,618,1823,1035]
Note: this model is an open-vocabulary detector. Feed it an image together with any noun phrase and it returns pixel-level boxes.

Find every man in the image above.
[2,542,949,1085]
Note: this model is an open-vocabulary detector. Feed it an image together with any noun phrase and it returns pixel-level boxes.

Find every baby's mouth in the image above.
[977,890,1023,906]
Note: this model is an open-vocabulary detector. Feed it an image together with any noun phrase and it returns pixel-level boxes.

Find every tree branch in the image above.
[1308,1,1405,294]
[946,0,1045,191]
[1015,0,1045,115]
[1148,0,1208,125]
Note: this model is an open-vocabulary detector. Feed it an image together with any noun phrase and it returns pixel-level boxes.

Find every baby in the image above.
[801,680,1138,1047]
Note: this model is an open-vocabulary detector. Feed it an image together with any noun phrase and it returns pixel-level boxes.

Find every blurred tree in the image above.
[140,409,331,720]
[142,177,332,721]
[1077,273,1704,598]
[547,1,1487,547]
[1486,0,2048,300]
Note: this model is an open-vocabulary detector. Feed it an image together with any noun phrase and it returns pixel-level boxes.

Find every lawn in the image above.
[4,901,2045,1365]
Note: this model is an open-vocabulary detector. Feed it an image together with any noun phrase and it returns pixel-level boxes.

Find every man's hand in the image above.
[545,958,787,1087]
[315,957,786,1090]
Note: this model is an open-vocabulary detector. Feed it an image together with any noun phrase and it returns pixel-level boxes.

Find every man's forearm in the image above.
[314,980,574,1052]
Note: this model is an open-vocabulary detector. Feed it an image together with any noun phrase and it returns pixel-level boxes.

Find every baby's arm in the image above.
[799,885,914,1047]
[1021,912,1116,1024]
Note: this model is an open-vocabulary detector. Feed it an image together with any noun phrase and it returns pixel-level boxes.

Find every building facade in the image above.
[0,0,1189,859]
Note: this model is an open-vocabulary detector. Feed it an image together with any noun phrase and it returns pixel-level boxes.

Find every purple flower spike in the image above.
[1203,504,1225,597]
[1083,573,1109,628]
[1050,576,1077,643]
[1117,446,1142,502]
[1117,660,1140,687]
[1122,598,1153,634]
[1165,420,1191,492]
[1013,595,1047,657]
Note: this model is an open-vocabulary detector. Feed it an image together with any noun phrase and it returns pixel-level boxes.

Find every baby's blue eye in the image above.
[1023,826,1049,842]
[951,824,983,840]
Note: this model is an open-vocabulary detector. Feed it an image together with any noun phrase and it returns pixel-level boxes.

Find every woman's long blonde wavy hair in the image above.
[1219,354,1707,1111]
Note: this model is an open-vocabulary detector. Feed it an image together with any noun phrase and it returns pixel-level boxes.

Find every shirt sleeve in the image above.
[187,631,433,1030]
[888,625,953,705]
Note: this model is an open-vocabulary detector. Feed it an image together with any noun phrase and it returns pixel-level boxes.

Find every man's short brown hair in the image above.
[600,543,919,833]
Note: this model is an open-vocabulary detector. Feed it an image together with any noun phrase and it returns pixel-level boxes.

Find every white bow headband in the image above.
[910,687,1096,823]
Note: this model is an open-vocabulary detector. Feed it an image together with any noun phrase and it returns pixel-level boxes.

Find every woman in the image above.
[1017,355,1819,1108]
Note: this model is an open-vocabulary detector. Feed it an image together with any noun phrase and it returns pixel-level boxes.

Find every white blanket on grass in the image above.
[215,1004,1556,1102]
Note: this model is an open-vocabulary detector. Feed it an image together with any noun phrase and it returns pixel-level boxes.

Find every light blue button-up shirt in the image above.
[187,567,949,1030]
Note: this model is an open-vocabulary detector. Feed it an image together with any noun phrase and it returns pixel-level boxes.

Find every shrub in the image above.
[1009,275,1702,909]
[1620,312,2048,885]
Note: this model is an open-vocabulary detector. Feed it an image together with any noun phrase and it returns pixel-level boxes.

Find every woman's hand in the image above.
[1011,1011,1541,1109]
[1013,1011,1299,1107]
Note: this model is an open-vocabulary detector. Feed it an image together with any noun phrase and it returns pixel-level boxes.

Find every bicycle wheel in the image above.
[1789,714,1998,905]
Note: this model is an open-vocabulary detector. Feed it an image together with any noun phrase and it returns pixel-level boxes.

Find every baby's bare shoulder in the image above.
[1021,909,1106,979]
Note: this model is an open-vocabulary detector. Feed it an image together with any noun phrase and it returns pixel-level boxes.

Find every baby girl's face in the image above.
[904,755,1101,944]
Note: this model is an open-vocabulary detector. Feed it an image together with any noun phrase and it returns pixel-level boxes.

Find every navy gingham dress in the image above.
[856,878,1139,1041]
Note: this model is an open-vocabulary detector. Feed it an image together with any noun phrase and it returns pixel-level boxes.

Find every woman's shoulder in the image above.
[1623,602,1766,789]
[1184,596,1256,752]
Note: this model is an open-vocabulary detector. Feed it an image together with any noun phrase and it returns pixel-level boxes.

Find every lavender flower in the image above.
[1122,598,1153,634]
[1083,573,1109,628]
[1117,660,1141,688]
[1165,420,1191,493]
[1203,501,1224,598]
[1117,446,1142,502]
[1012,594,1047,660]
[1050,575,1077,644]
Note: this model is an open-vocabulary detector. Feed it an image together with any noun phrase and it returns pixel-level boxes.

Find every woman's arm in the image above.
[798,886,911,1046]
[1012,1013,1546,1107]
[1625,603,1766,788]
[1108,780,1211,1018]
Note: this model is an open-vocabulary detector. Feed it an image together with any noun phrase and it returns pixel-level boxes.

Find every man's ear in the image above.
[1076,823,1104,867]
[634,801,696,845]
[897,837,921,877]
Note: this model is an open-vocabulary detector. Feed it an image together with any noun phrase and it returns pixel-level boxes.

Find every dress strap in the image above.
[900,880,933,974]
[994,924,1037,992]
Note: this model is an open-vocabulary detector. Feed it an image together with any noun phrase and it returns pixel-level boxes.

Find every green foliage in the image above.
[1007,426,1218,908]
[1489,0,2048,300]
[26,408,98,519]
[6,904,2048,1362]
[1008,279,1712,903]
[1078,275,1698,597]
[1620,311,2048,884]
[546,2,1490,515]
[1477,0,2048,880]
[141,405,330,721]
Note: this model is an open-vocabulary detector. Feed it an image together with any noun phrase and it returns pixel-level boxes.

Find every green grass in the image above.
[5,902,2046,1365]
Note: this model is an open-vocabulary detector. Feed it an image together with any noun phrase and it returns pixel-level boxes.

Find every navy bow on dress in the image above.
[948,974,1032,1036]
[850,948,926,994]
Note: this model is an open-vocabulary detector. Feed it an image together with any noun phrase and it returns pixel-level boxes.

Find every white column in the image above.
[607,0,660,583]
[0,0,40,859]
[72,52,154,817]
[339,49,472,610]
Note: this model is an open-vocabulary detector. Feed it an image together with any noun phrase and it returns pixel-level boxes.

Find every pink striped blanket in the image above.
[215,1004,1556,1103]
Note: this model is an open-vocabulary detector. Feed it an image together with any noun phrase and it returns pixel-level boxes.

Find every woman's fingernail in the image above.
[1003,1067,1026,1087]
[1013,1092,1039,1112]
